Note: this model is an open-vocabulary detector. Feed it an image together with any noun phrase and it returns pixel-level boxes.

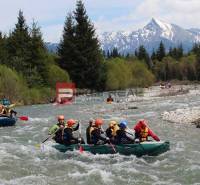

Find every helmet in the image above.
[67,119,76,127]
[119,120,127,128]
[95,119,103,126]
[89,118,94,123]
[109,120,117,127]
[58,115,64,121]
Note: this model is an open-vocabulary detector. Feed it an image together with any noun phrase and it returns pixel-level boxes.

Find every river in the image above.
[0,88,200,185]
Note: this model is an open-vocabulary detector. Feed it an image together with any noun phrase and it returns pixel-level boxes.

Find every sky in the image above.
[1,0,200,42]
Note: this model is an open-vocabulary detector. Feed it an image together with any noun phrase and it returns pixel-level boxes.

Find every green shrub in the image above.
[106,58,132,90]
[130,61,155,87]
[105,58,155,90]
[46,64,70,88]
[0,65,28,102]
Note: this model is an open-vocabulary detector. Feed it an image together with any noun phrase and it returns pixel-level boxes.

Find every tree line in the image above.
[104,41,200,82]
[0,0,200,104]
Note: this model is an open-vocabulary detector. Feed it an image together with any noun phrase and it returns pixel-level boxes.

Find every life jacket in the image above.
[86,126,94,144]
[89,126,95,139]
[111,125,120,136]
[140,127,149,142]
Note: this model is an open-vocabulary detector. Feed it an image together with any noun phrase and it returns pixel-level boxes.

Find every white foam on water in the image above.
[162,106,200,123]
[68,168,114,184]
[0,175,48,185]
[175,141,185,152]
[28,117,50,123]
[187,165,200,171]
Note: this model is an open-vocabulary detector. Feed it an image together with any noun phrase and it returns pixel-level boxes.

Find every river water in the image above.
[0,88,200,185]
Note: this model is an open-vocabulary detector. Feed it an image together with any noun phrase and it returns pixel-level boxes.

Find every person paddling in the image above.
[63,119,85,145]
[106,94,114,103]
[0,104,6,115]
[133,119,160,142]
[115,120,135,144]
[90,119,109,145]
[86,118,95,144]
[49,115,65,144]
[106,120,119,143]
[0,104,17,117]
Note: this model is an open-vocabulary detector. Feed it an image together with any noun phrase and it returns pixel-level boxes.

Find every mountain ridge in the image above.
[46,18,200,54]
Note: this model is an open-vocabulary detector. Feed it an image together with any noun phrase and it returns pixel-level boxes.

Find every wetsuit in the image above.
[49,123,64,144]
[91,127,108,145]
[115,129,135,144]
[106,127,113,139]
[63,123,85,145]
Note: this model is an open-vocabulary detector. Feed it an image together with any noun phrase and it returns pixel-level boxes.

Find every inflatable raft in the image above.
[53,141,170,156]
[0,115,17,126]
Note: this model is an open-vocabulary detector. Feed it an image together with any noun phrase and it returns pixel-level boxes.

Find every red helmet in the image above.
[95,119,103,126]
[67,119,76,127]
[58,115,64,121]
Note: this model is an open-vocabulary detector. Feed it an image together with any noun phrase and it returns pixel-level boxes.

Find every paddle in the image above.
[18,116,28,121]
[101,127,116,153]
[35,129,59,148]
[78,121,84,153]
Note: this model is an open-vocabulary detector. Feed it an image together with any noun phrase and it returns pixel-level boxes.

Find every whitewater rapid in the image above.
[0,86,200,185]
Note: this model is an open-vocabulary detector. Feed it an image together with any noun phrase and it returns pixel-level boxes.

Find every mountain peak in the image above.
[147,18,172,31]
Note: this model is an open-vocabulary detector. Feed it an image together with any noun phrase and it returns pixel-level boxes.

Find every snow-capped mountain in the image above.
[99,18,200,54]
[45,18,200,54]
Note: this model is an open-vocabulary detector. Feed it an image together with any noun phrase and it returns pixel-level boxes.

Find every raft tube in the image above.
[0,116,17,127]
[53,141,170,157]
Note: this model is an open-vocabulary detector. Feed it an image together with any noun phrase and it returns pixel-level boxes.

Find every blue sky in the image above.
[0,0,200,42]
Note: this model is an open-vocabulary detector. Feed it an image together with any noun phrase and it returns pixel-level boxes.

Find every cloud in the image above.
[1,0,200,42]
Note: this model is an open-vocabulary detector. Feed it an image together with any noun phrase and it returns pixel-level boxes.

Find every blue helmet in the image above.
[119,120,127,128]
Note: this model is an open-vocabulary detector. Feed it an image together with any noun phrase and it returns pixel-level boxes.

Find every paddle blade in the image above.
[79,145,84,153]
[35,144,41,148]
[19,116,28,121]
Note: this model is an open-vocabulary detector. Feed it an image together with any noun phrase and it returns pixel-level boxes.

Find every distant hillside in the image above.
[45,42,58,53]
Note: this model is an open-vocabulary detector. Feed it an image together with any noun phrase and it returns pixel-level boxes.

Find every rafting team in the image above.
[49,115,160,145]
[0,104,17,117]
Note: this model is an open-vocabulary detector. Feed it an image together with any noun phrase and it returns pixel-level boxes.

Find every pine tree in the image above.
[168,47,173,57]
[106,50,110,58]
[177,44,183,59]
[0,32,9,65]
[28,20,47,86]
[125,53,130,59]
[58,13,76,74]
[111,47,120,58]
[151,49,156,60]
[138,45,152,69]
[192,43,200,56]
[156,41,166,61]
[7,10,31,74]
[135,49,138,57]
[138,45,147,60]
[71,0,103,89]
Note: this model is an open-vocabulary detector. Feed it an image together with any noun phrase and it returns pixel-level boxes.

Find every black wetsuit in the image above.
[63,124,85,145]
[63,123,79,145]
[54,129,64,144]
[115,129,134,144]
[106,127,113,139]
[91,127,108,145]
